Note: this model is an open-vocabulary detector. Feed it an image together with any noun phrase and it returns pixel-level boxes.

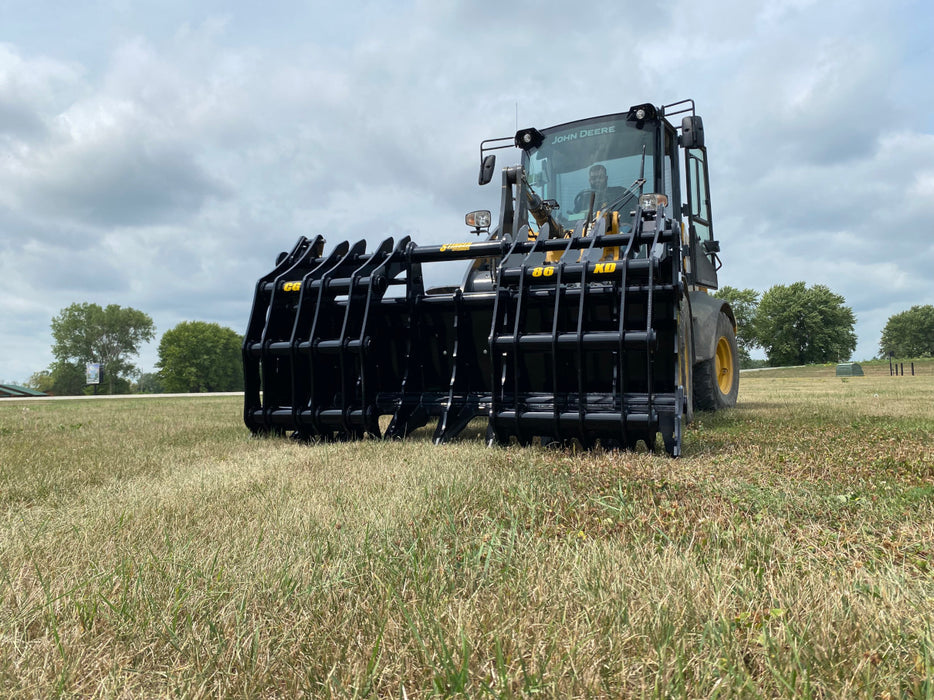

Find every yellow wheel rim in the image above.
[715,336,734,395]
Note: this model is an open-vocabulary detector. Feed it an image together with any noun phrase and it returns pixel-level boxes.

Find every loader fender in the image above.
[688,291,735,364]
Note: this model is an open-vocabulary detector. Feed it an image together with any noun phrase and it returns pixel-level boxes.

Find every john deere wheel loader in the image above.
[242,100,738,456]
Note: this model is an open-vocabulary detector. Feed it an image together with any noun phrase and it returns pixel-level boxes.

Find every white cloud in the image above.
[0,0,932,381]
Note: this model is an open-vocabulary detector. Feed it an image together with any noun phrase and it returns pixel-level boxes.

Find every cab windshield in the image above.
[525,114,656,224]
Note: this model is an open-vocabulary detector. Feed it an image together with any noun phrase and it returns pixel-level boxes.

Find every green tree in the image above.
[26,369,54,393]
[879,305,934,358]
[137,372,165,394]
[156,321,243,393]
[50,303,155,394]
[755,282,856,366]
[27,362,88,396]
[712,286,760,367]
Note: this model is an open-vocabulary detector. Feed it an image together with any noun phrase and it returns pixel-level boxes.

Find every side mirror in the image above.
[479,154,496,186]
[681,116,705,149]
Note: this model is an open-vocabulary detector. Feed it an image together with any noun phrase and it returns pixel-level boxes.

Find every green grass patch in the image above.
[1,375,932,697]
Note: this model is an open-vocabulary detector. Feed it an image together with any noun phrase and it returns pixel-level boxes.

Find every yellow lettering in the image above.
[282,281,302,292]
[594,262,617,274]
[440,242,472,252]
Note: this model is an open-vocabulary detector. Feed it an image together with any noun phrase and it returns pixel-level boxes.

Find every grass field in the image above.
[1,364,933,698]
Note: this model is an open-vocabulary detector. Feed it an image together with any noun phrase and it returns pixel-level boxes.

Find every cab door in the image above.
[684,145,720,289]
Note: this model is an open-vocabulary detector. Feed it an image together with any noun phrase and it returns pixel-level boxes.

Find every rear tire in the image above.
[694,312,739,411]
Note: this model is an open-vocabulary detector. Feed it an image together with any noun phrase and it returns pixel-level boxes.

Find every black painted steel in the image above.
[243,203,686,454]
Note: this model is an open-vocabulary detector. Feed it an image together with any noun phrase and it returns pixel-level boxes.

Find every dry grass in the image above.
[1,368,932,698]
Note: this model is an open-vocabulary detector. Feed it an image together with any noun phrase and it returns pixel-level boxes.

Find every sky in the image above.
[1,0,932,382]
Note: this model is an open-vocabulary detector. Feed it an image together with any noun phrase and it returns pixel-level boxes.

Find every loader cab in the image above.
[488,102,719,289]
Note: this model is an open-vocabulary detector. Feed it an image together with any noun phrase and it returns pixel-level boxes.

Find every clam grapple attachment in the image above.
[243,100,739,456]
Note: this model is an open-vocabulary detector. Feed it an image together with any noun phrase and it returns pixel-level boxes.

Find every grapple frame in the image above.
[243,200,688,455]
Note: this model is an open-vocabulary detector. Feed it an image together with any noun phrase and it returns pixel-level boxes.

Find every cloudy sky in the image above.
[1,0,932,382]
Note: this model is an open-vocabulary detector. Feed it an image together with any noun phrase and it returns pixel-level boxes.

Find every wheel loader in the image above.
[242,99,738,456]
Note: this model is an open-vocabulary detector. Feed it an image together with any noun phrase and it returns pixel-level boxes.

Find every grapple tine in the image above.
[243,235,324,435]
[290,240,352,439]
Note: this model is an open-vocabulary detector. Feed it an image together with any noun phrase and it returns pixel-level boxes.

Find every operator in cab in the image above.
[574,164,625,213]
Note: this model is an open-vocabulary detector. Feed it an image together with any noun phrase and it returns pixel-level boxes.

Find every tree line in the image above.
[714,284,934,368]
[28,303,243,395]
[24,293,934,395]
